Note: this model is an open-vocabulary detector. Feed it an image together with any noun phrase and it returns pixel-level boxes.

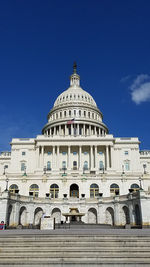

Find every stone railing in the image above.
[140,150,150,155]
[0,151,11,157]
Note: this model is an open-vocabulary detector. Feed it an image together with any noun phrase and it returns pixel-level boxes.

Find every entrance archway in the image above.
[51,208,61,223]
[88,208,97,224]
[70,184,79,198]
[106,207,114,225]
[34,207,43,226]
[122,206,130,225]
[19,206,27,226]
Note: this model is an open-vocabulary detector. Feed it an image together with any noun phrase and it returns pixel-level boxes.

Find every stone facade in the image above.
[0,64,150,228]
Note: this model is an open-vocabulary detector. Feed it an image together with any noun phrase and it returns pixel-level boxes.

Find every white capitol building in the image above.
[0,64,150,228]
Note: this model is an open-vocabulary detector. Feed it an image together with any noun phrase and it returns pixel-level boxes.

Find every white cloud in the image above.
[130,74,150,104]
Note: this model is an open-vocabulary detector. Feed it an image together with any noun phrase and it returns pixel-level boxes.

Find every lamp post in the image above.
[5,177,9,191]
[143,164,147,174]
[43,166,47,175]
[62,167,67,175]
[23,166,27,176]
[122,165,125,175]
[3,165,8,175]
[139,177,142,190]
[102,166,105,174]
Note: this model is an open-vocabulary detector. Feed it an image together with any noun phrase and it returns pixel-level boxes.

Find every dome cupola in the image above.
[42,64,108,137]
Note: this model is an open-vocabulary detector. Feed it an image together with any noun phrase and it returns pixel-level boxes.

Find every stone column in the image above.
[52,146,55,170]
[114,198,121,226]
[68,146,70,170]
[71,124,73,135]
[56,146,59,170]
[90,146,93,170]
[110,146,113,169]
[26,204,35,226]
[77,124,79,136]
[40,146,44,169]
[95,145,98,170]
[36,146,40,168]
[89,125,91,136]
[59,125,61,136]
[106,145,110,170]
[83,124,85,136]
[79,146,82,170]
[54,126,56,136]
[65,125,67,136]
[98,204,106,224]
[13,201,20,227]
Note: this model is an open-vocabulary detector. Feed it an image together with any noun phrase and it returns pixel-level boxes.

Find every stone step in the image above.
[0,256,150,266]
[2,247,150,252]
[0,233,150,266]
[1,240,150,245]
[0,251,150,258]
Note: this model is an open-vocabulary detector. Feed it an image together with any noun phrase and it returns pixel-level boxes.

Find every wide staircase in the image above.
[0,229,150,266]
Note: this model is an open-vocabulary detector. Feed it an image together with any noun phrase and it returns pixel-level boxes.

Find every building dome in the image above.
[54,70,97,108]
[42,63,108,136]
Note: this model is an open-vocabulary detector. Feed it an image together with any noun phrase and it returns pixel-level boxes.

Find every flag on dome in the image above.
[67,118,75,125]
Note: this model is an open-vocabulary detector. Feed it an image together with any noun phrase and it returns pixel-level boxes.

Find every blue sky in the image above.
[0,0,150,151]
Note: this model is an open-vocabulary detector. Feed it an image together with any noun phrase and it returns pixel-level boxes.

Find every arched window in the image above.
[130,184,140,192]
[73,161,77,170]
[83,161,88,170]
[9,184,19,194]
[50,184,59,199]
[79,110,81,116]
[29,184,39,197]
[21,162,26,171]
[69,110,71,116]
[110,183,119,195]
[64,111,66,117]
[47,161,51,171]
[99,161,104,170]
[90,184,99,198]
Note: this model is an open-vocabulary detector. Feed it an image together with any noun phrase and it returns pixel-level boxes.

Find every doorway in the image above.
[70,184,79,198]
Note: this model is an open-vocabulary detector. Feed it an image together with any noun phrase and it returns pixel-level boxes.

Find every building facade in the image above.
[0,64,150,228]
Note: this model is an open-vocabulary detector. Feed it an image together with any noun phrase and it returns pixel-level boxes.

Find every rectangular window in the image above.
[47,151,52,155]
[21,162,26,171]
[99,151,103,155]
[62,151,67,155]
[22,151,26,156]
[73,151,77,155]
[125,151,129,155]
[125,162,130,171]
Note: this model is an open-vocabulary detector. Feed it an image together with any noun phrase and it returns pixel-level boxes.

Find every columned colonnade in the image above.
[36,145,113,171]
[44,124,106,137]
